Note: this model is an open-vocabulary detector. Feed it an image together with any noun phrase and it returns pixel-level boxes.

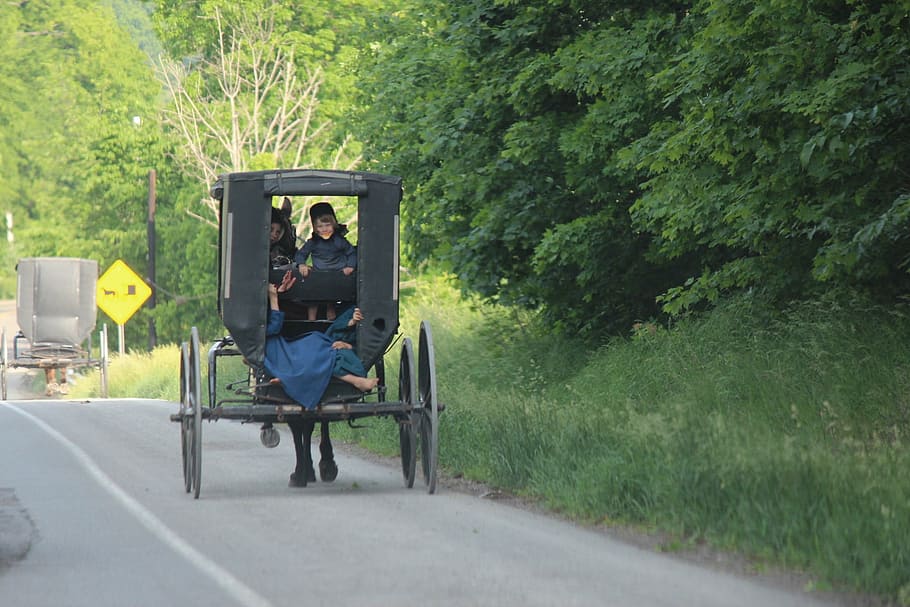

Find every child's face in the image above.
[315,219,335,240]
[270,222,284,244]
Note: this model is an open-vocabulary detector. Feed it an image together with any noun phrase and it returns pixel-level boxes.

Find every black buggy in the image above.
[1,258,110,399]
[172,169,440,498]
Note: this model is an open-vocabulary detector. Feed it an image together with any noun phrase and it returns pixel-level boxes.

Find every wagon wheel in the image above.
[99,324,110,398]
[189,327,203,499]
[179,342,192,493]
[398,337,417,488]
[206,340,217,410]
[417,321,439,494]
[1,328,8,401]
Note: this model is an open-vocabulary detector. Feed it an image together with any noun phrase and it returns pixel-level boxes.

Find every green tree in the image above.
[355,0,695,336]
[0,0,215,346]
[626,0,910,311]
[144,0,406,342]
[152,0,397,227]
[357,0,910,333]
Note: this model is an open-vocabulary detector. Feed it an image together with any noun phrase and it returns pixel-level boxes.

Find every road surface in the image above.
[0,396,856,607]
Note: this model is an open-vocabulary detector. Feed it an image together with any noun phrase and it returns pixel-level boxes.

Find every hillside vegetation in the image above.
[70,275,910,603]
[7,2,910,602]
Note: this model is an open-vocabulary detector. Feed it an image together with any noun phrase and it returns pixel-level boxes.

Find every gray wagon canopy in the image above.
[2,257,109,399]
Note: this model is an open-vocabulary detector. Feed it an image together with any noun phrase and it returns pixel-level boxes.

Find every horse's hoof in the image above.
[319,458,338,482]
[288,472,308,488]
[260,426,280,448]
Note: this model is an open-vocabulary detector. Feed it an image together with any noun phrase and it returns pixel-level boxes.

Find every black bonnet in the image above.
[309,201,336,223]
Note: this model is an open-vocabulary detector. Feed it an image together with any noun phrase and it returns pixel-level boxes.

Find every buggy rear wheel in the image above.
[417,321,439,494]
[398,337,417,488]
[189,327,203,499]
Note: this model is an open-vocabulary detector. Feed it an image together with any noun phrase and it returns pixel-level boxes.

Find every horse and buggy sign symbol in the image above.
[96,259,152,325]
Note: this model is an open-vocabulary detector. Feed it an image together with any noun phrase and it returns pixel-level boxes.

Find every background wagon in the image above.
[1,257,109,399]
[173,168,441,498]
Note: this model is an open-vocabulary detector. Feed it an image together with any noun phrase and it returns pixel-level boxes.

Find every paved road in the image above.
[0,398,851,607]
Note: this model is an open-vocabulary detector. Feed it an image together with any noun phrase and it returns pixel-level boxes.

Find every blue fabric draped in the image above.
[263,308,367,409]
[264,310,334,409]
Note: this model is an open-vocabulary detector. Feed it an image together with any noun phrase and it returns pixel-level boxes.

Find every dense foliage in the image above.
[7,2,909,599]
[0,0,209,347]
[355,0,910,336]
[0,0,397,347]
[8,0,907,344]
[629,0,910,312]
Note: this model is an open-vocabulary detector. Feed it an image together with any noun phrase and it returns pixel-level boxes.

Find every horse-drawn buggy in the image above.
[172,168,441,498]
[1,257,109,399]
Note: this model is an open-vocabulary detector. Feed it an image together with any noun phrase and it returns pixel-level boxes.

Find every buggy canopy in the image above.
[16,257,98,347]
[211,169,403,370]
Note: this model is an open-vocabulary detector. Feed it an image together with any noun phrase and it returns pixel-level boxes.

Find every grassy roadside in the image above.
[70,277,910,603]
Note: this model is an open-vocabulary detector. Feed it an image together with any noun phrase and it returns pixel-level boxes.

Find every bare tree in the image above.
[158,7,360,223]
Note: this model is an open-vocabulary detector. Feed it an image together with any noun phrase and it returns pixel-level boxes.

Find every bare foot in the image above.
[341,375,379,392]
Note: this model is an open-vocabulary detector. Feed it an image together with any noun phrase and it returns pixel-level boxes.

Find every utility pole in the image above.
[147,169,157,349]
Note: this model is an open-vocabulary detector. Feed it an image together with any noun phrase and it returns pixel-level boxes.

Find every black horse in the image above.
[269,199,339,488]
[287,419,338,487]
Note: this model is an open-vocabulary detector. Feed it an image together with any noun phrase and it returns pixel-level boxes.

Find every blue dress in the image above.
[263,309,367,409]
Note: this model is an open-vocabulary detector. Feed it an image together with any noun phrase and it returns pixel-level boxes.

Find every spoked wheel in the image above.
[188,327,203,499]
[398,337,417,488]
[179,342,192,493]
[1,328,8,401]
[417,321,439,494]
[99,324,109,398]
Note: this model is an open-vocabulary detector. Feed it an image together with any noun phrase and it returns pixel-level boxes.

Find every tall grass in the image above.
[73,278,910,602]
[69,344,182,400]
[364,281,910,601]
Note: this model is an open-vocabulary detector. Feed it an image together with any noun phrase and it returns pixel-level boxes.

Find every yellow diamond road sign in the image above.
[97,259,152,325]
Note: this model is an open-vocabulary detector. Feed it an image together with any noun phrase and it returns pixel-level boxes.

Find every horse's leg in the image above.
[288,419,316,487]
[318,421,338,482]
[304,421,317,482]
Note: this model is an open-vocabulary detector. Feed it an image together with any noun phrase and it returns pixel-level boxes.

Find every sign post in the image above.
[96,259,153,355]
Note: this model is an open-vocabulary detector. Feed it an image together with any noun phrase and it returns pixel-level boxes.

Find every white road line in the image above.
[4,403,273,607]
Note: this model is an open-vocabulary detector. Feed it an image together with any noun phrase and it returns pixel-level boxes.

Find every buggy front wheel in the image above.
[398,337,417,488]
[179,342,192,493]
[188,327,203,499]
[1,328,7,400]
[98,324,109,398]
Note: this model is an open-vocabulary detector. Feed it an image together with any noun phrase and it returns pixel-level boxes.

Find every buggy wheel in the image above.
[179,342,192,493]
[189,327,203,499]
[417,321,439,494]
[398,337,417,488]
[99,324,109,398]
[1,328,7,401]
